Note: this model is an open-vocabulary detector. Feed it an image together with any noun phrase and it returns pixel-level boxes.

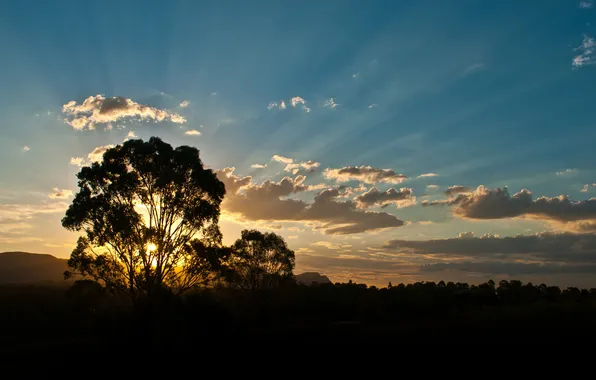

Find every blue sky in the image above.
[2,0,596,287]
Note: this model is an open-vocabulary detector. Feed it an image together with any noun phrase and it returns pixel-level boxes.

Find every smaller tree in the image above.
[225,230,295,291]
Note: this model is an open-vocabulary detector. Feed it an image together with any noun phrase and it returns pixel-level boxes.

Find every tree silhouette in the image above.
[225,229,295,291]
[62,137,226,298]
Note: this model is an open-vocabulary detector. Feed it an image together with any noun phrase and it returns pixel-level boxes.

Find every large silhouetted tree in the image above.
[62,137,226,298]
[226,229,295,291]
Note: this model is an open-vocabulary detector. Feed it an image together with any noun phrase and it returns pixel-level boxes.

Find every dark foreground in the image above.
[2,280,596,352]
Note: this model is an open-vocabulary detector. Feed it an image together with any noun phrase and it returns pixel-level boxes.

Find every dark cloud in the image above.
[324,166,407,184]
[444,185,472,196]
[422,185,596,229]
[383,231,596,263]
[354,187,414,209]
[217,168,405,234]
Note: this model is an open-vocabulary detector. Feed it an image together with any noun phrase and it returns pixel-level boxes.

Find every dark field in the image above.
[2,279,596,352]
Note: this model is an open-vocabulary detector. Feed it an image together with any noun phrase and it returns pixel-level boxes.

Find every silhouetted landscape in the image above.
[4,137,596,353]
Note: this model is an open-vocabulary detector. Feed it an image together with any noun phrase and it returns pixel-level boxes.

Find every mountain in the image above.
[0,252,69,284]
[294,272,332,286]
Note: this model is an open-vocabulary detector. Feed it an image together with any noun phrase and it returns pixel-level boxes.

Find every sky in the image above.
[2,0,596,287]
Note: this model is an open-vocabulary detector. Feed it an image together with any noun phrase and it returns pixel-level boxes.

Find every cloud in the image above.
[271,155,294,164]
[70,144,115,167]
[324,166,407,185]
[580,1,593,9]
[0,202,69,224]
[556,168,578,175]
[352,73,359,78]
[179,100,190,108]
[354,187,415,209]
[269,97,309,113]
[417,173,438,178]
[323,97,339,109]
[311,241,352,250]
[185,129,201,136]
[22,146,30,152]
[271,155,320,174]
[423,185,596,230]
[368,104,378,108]
[462,63,485,76]
[216,168,405,234]
[48,188,73,199]
[572,35,595,68]
[384,231,596,269]
[444,185,472,196]
[61,94,186,130]
[582,184,590,193]
[426,185,439,190]
[251,163,267,169]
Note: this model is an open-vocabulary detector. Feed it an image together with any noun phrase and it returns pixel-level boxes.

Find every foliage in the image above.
[224,230,295,290]
[62,137,226,297]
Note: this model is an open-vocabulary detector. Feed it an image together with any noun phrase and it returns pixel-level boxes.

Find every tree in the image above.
[225,230,295,291]
[62,137,226,298]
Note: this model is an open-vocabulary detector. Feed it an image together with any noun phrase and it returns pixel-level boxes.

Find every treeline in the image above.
[2,278,596,352]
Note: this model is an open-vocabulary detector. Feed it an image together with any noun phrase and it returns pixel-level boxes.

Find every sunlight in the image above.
[147,242,157,252]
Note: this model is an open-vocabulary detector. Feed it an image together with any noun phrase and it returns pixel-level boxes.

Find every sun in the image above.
[147,243,157,252]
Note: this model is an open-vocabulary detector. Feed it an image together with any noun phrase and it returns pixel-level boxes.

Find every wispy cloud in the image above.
[426,184,439,190]
[368,104,378,109]
[271,155,294,164]
[580,1,593,9]
[184,129,201,136]
[581,184,590,192]
[462,63,485,76]
[352,72,359,79]
[70,144,115,167]
[62,94,186,130]
[323,97,339,109]
[417,173,438,178]
[251,163,267,169]
[556,168,578,175]
[179,100,190,108]
[324,166,407,184]
[271,154,319,174]
[48,188,73,199]
[572,35,595,68]
[22,146,30,152]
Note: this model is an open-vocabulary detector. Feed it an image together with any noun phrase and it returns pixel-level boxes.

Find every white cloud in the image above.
[426,184,439,190]
[581,184,590,192]
[291,97,306,107]
[184,129,201,136]
[22,146,30,152]
[251,163,267,169]
[272,155,294,164]
[580,1,593,9]
[62,94,187,130]
[572,35,596,68]
[267,101,279,110]
[417,173,438,178]
[70,144,115,167]
[368,104,378,108]
[556,168,578,175]
[48,188,73,199]
[279,100,287,110]
[122,130,137,141]
[352,72,359,78]
[269,97,308,113]
[323,97,339,109]
[179,100,190,108]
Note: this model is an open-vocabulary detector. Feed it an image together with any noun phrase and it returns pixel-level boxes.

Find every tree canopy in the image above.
[62,137,226,297]
[226,229,295,290]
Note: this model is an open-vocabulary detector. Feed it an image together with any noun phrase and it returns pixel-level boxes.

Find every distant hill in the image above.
[294,272,332,286]
[0,251,332,287]
[0,252,69,284]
